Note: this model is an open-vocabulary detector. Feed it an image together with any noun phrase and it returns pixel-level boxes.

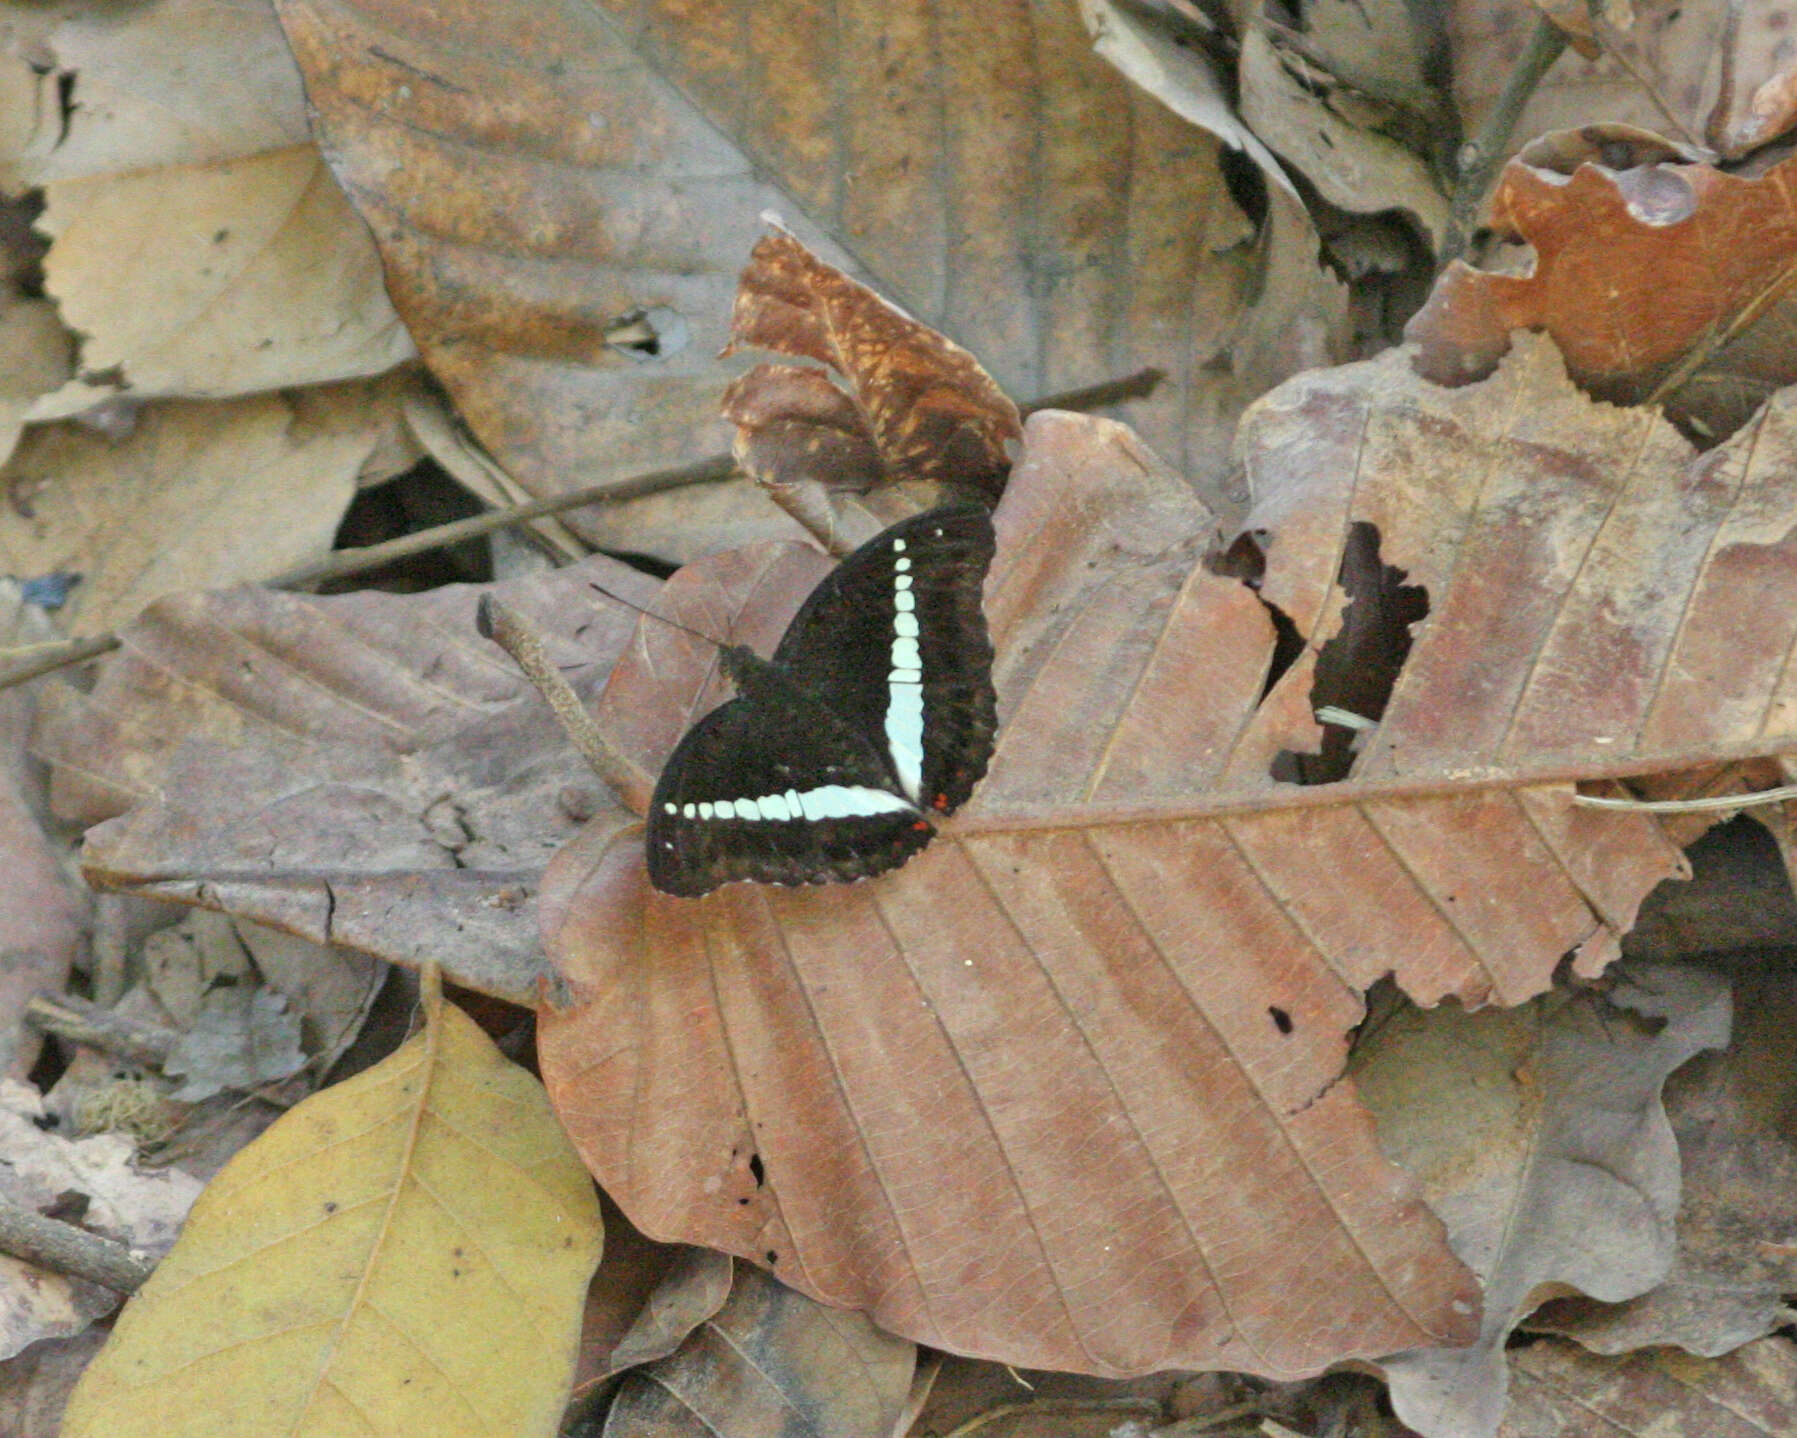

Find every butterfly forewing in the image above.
[770,504,997,813]
[645,503,998,897]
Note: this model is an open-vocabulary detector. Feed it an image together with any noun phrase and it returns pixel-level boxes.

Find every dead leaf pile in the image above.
[4,2,1797,1437]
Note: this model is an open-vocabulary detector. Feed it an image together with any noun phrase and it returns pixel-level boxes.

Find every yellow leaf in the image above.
[63,975,604,1436]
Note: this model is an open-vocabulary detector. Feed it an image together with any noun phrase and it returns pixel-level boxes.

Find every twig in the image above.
[1441,15,1569,264]
[939,1397,1163,1438]
[475,595,652,809]
[0,1192,156,1293]
[24,991,180,1068]
[1571,784,1797,814]
[0,369,1165,693]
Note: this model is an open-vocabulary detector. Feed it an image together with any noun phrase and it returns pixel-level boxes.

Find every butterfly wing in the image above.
[647,666,935,897]
[771,503,997,814]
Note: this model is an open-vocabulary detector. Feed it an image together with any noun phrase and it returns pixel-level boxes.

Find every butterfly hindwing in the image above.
[646,503,997,897]
[646,670,934,896]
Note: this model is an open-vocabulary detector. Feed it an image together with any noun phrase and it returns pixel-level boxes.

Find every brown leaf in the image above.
[1407,138,1797,442]
[272,0,1318,550]
[539,334,1797,1378]
[724,230,1020,508]
[1499,1335,1797,1438]
[603,1267,914,1438]
[34,560,663,1004]
[1525,960,1797,1357]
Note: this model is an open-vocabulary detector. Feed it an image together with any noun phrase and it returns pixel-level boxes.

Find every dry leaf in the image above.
[0,1079,202,1361]
[0,1328,108,1438]
[1408,136,1797,442]
[60,982,604,1437]
[601,1247,733,1380]
[0,0,310,188]
[1358,964,1731,1438]
[4,0,412,408]
[604,1266,915,1438]
[0,586,86,1077]
[161,984,307,1102]
[725,230,1020,509]
[1526,961,1797,1356]
[1499,1334,1797,1438]
[35,557,665,1003]
[0,393,386,636]
[1237,26,1449,252]
[36,145,414,403]
[538,330,1797,1378]
[274,0,1311,546]
[1450,2,1779,160]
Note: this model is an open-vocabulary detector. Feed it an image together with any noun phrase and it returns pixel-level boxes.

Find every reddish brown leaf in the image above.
[1407,137,1797,442]
[538,333,1797,1377]
[724,230,1020,506]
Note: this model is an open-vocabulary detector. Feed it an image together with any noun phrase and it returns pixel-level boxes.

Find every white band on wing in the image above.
[667,785,916,823]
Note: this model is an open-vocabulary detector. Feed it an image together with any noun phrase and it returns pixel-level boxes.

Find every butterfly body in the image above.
[647,505,998,897]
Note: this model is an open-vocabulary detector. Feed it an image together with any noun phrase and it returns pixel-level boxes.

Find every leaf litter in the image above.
[10,2,1797,1431]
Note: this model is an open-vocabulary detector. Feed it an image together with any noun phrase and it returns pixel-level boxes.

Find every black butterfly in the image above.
[647,504,998,897]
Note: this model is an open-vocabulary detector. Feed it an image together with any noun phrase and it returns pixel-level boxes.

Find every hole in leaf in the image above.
[748,1152,766,1188]
[1273,521,1429,785]
[1269,1006,1293,1035]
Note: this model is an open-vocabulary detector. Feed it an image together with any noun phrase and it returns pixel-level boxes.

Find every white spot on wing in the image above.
[894,612,919,638]
[758,793,792,821]
[894,591,915,613]
[895,557,911,572]
[886,682,925,799]
[697,801,714,820]
[797,785,913,820]
[892,636,921,670]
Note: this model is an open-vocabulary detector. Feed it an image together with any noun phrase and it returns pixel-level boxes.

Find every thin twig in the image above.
[1441,15,1569,264]
[939,1396,1163,1438]
[475,595,652,810]
[1571,783,1797,814]
[0,369,1165,693]
[25,991,180,1068]
[0,1193,156,1294]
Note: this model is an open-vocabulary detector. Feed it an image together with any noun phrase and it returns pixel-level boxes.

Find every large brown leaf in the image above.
[272,0,1321,545]
[540,331,1797,1376]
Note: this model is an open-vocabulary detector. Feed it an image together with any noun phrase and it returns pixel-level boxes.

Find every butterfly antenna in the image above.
[589,581,727,649]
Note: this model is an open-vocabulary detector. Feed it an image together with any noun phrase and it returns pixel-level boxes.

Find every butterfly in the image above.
[647,504,998,897]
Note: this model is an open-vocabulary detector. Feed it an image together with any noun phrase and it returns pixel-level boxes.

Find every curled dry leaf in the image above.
[539,330,1797,1378]
[724,230,1020,511]
[60,986,605,1438]
[1407,136,1797,442]
[1526,962,1797,1357]
[1358,964,1732,1438]
[604,1267,915,1438]
[35,559,663,1004]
